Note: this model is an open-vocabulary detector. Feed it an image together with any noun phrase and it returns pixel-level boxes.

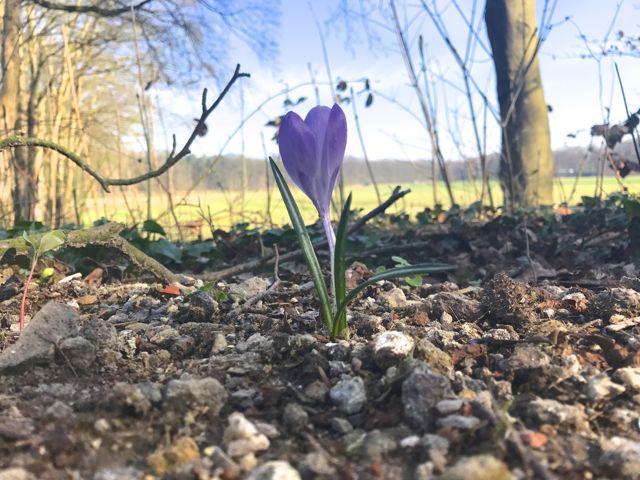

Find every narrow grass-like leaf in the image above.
[331,263,454,337]
[269,158,334,331]
[333,193,352,337]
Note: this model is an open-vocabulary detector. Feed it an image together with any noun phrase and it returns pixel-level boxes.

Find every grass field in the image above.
[83,175,640,237]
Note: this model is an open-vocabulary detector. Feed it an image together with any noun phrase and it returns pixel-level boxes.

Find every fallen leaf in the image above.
[159,284,181,296]
[84,268,104,287]
[520,430,548,449]
[77,294,97,306]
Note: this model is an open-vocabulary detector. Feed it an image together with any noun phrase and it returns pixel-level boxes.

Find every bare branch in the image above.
[0,64,249,193]
[30,0,154,17]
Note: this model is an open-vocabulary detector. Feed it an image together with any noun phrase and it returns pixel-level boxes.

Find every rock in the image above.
[520,398,588,429]
[177,290,217,323]
[436,414,480,430]
[303,451,336,475]
[615,367,640,391]
[373,331,415,368]
[598,436,640,478]
[435,399,463,415]
[79,318,119,365]
[211,332,228,354]
[402,367,453,431]
[0,302,79,373]
[330,417,353,434]
[229,277,271,300]
[44,400,74,422]
[0,469,36,480]
[362,430,397,460]
[147,436,200,475]
[380,287,407,308]
[111,382,158,415]
[164,377,227,418]
[246,461,301,480]
[441,455,512,480]
[591,288,640,320]
[224,412,270,458]
[0,417,34,440]
[427,291,482,322]
[282,403,309,433]
[58,336,96,371]
[586,373,625,401]
[304,381,329,403]
[414,339,453,374]
[482,274,537,327]
[499,344,550,373]
[482,328,519,342]
[93,466,144,480]
[330,376,366,415]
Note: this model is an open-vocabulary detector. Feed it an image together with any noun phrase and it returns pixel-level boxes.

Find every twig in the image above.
[205,186,411,282]
[614,62,640,164]
[0,65,249,193]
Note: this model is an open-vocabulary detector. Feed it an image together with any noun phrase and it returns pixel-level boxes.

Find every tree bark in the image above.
[485,0,553,207]
[1,0,38,222]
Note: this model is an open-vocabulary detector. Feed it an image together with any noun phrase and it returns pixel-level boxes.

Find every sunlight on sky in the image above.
[151,0,639,166]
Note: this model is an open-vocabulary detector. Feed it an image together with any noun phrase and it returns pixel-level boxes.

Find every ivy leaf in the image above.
[142,219,166,236]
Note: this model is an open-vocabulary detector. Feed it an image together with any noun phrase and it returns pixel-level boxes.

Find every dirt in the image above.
[1,208,640,480]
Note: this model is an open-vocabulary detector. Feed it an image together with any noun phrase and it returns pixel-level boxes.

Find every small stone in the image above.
[598,436,640,478]
[211,332,227,354]
[58,336,96,370]
[0,469,36,480]
[363,430,397,460]
[304,381,329,402]
[44,401,74,421]
[373,331,415,368]
[282,403,309,433]
[330,417,353,434]
[380,287,407,308]
[238,453,258,471]
[441,454,512,480]
[521,398,588,429]
[147,436,200,476]
[0,302,79,373]
[437,414,481,430]
[615,367,640,391]
[224,412,270,458]
[435,399,463,414]
[177,290,217,323]
[414,339,453,374]
[499,344,550,373]
[303,451,336,475]
[164,377,227,418]
[246,460,301,480]
[402,367,453,431]
[482,328,519,342]
[229,277,271,300]
[112,383,153,415]
[586,373,625,401]
[330,376,366,415]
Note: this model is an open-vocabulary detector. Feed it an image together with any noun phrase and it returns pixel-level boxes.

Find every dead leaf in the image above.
[77,294,97,306]
[159,284,181,296]
[84,268,104,287]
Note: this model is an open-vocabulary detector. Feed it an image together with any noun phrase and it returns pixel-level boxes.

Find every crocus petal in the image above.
[305,106,331,165]
[278,111,319,201]
[319,104,347,207]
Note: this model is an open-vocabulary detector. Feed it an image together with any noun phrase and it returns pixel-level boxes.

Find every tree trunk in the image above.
[1,0,37,222]
[485,0,553,207]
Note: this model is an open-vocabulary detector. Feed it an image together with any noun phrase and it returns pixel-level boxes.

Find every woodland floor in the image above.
[1,196,640,479]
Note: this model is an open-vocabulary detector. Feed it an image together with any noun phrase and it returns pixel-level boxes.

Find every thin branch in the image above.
[30,0,153,17]
[0,65,249,193]
[205,186,411,282]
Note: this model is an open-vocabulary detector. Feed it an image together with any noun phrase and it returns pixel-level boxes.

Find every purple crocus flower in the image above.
[278,103,347,257]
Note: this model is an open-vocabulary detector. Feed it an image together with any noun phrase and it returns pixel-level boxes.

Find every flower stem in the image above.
[19,258,37,331]
[321,213,336,308]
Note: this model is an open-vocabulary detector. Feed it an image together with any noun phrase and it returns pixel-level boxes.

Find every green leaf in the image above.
[391,256,423,287]
[331,263,455,337]
[142,219,166,236]
[37,230,66,254]
[269,158,333,332]
[333,193,352,337]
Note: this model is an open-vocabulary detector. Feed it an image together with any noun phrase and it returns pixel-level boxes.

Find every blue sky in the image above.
[153,0,640,165]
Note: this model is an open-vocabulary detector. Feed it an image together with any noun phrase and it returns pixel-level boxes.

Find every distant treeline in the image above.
[166,140,637,191]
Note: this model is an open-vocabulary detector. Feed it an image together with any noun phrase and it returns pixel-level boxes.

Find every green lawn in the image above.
[83,175,640,236]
